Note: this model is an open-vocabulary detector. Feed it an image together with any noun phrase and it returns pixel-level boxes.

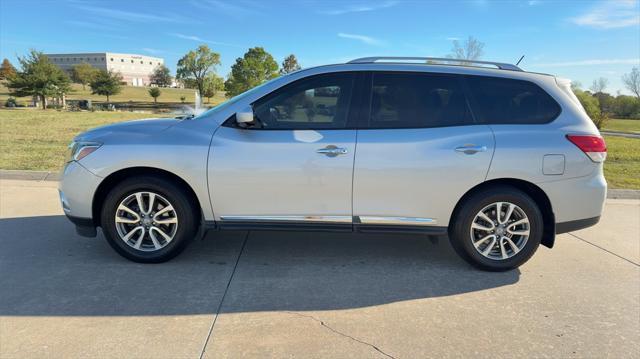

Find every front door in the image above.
[209,73,359,227]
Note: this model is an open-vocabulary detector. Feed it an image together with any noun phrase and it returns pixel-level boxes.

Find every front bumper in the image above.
[59,161,102,237]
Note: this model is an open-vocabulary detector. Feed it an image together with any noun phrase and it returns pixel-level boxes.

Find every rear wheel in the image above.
[101,176,198,263]
[449,186,543,271]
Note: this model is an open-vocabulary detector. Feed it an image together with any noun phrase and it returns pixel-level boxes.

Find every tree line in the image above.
[0,46,302,108]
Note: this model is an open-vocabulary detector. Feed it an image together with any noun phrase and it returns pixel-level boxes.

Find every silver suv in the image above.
[59,57,607,271]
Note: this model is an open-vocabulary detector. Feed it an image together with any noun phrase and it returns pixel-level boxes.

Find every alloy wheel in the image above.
[115,191,178,252]
[469,201,530,260]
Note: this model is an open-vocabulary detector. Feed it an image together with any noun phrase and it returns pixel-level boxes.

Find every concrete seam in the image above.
[198,231,250,359]
[568,232,639,267]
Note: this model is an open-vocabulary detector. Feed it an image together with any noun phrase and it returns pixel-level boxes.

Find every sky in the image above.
[1,0,639,94]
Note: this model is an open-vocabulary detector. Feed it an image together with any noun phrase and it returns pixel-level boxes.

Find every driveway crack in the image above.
[285,311,397,359]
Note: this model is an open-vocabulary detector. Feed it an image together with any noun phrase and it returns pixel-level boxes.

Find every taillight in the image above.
[566,135,607,162]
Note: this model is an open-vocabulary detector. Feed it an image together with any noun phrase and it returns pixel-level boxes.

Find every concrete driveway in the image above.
[1,178,638,358]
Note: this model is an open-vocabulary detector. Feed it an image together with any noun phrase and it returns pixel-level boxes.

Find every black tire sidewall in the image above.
[451,187,543,271]
[101,176,197,263]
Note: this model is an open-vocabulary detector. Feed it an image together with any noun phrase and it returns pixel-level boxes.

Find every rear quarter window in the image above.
[464,75,561,124]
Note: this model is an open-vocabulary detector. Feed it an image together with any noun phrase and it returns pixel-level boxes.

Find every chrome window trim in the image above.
[220,215,352,223]
[358,216,437,226]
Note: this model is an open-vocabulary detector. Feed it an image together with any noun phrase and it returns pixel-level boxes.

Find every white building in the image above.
[45,52,164,87]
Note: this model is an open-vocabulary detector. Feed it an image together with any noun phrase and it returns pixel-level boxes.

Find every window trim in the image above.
[361,71,478,130]
[223,72,363,131]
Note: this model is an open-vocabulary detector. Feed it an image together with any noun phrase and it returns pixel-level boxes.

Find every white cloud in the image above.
[528,0,541,5]
[337,33,385,46]
[170,33,242,48]
[532,58,640,67]
[75,5,194,23]
[570,0,639,29]
[320,1,398,15]
[446,37,460,41]
[142,48,163,55]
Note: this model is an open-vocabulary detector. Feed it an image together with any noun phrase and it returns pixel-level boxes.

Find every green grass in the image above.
[0,110,638,189]
[0,109,169,170]
[603,135,640,190]
[603,119,640,134]
[0,83,227,108]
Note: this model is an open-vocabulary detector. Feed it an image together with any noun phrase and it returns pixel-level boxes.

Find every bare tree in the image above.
[570,80,582,91]
[449,36,485,60]
[589,77,609,93]
[622,67,640,99]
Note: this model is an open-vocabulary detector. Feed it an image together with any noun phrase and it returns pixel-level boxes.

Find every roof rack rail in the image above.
[347,56,523,71]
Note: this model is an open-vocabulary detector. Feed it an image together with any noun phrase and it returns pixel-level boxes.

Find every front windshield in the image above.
[194,76,283,119]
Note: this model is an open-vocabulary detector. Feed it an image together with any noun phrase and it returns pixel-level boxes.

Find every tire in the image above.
[449,186,543,271]
[100,176,198,263]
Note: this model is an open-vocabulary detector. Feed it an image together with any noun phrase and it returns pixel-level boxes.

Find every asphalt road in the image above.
[1,179,638,358]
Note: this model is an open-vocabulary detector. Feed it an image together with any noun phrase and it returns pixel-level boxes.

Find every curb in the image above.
[0,169,60,182]
[601,131,640,139]
[2,169,638,200]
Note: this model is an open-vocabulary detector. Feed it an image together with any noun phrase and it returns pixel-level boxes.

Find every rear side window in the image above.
[369,72,473,128]
[465,76,561,124]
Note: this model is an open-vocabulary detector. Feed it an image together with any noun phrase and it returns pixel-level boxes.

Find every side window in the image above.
[465,76,561,124]
[369,72,472,128]
[252,73,355,130]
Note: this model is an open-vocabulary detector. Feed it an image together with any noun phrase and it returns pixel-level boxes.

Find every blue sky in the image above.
[1,0,638,94]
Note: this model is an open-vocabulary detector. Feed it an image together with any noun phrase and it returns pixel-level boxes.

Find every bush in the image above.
[4,97,18,107]
[574,90,608,129]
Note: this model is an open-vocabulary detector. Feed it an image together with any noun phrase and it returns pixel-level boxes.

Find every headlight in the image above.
[67,141,102,162]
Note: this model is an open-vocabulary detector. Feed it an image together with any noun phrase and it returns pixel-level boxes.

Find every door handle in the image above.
[455,145,487,155]
[317,145,348,157]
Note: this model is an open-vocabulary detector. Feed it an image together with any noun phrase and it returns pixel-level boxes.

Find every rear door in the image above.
[353,71,495,228]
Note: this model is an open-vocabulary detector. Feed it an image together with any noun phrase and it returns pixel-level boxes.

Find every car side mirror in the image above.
[236,106,254,126]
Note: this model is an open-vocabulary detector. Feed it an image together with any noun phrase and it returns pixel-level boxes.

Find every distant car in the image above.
[59,57,607,271]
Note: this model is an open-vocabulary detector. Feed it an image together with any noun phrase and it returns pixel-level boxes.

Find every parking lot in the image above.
[1,178,638,358]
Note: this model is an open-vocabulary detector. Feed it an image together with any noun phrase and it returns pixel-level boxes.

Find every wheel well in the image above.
[450,178,556,248]
[92,167,202,228]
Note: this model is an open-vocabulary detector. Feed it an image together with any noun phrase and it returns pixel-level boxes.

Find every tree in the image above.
[590,77,609,93]
[90,70,122,103]
[176,45,221,100]
[0,58,17,81]
[180,96,186,103]
[224,47,279,98]
[622,67,640,99]
[150,65,172,87]
[574,89,607,129]
[280,54,301,75]
[71,62,99,90]
[449,36,485,60]
[148,87,161,103]
[570,80,582,91]
[202,74,224,103]
[7,50,71,109]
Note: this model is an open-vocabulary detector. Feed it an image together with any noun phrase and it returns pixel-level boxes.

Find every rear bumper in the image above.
[556,216,600,234]
[537,168,607,224]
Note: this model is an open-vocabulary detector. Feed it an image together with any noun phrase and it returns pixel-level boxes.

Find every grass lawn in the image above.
[0,109,638,189]
[0,83,227,108]
[603,135,640,189]
[0,110,170,170]
[603,119,640,134]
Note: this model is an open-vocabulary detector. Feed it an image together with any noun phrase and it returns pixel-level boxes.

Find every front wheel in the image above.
[101,176,198,263]
[449,186,543,271]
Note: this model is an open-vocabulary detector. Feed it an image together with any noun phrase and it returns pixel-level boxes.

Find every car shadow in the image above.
[0,215,519,317]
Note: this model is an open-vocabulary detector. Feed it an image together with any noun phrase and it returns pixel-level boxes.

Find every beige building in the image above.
[45,52,164,86]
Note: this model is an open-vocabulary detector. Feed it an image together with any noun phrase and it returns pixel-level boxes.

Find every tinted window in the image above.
[252,74,355,130]
[369,72,472,128]
[465,76,561,124]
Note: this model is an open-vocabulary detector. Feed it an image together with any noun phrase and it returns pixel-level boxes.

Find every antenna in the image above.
[516,55,525,66]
